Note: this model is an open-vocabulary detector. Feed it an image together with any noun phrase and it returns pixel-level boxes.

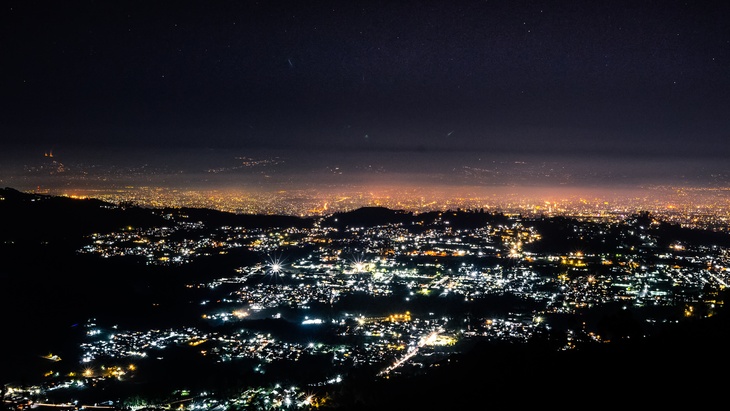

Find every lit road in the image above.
[378,328,443,376]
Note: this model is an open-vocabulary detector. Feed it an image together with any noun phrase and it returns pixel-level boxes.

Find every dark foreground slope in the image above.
[323,304,730,409]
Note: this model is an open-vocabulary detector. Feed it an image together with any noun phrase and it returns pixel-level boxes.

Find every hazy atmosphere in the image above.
[2,1,730,205]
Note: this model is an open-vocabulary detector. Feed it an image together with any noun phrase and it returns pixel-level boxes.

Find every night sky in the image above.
[2,0,730,192]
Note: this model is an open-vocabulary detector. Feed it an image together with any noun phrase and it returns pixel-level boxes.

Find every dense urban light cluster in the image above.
[53,185,730,232]
[7,200,728,409]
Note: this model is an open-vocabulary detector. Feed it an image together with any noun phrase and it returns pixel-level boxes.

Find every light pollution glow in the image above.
[1,146,729,217]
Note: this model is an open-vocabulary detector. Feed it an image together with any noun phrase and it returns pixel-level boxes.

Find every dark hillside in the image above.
[321,206,413,229]
[0,187,165,245]
[165,206,314,229]
[323,295,730,409]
